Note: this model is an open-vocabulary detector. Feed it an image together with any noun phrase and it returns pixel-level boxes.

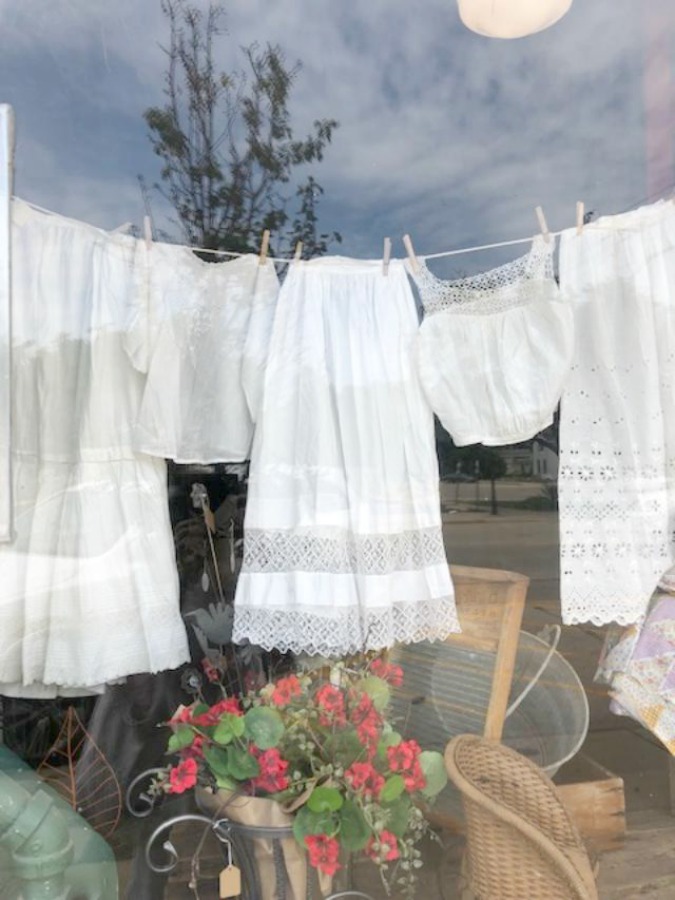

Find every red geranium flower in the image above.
[350,693,382,756]
[345,762,385,800]
[270,675,302,707]
[387,739,421,772]
[168,757,198,794]
[314,684,347,726]
[366,830,399,863]
[386,740,426,792]
[304,834,341,876]
[191,697,242,727]
[170,706,193,725]
[251,747,290,793]
[402,760,426,792]
[370,658,404,688]
[180,735,205,760]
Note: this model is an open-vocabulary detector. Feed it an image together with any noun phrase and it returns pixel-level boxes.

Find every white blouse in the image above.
[129,246,279,463]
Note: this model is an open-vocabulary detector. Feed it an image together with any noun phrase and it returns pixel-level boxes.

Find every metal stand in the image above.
[127,768,375,900]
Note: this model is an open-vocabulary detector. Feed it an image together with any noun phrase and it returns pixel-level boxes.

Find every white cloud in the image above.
[0,0,662,258]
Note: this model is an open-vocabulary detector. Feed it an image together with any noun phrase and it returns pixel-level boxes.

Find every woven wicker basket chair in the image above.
[444,734,598,900]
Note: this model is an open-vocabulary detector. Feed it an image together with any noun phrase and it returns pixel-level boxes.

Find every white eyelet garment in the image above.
[559,201,675,626]
[232,257,459,657]
[129,248,279,463]
[0,200,189,698]
[409,236,573,446]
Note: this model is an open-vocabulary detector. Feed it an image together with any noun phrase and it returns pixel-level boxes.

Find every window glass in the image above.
[1,3,673,898]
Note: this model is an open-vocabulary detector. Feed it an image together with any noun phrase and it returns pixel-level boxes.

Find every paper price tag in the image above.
[219,864,242,898]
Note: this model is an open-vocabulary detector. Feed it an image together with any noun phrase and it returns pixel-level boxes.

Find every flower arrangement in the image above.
[154,655,447,896]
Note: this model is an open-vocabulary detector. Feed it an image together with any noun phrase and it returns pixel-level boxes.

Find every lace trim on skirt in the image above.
[242,526,447,575]
[232,595,460,657]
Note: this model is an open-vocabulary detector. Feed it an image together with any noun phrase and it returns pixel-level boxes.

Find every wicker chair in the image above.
[444,734,598,900]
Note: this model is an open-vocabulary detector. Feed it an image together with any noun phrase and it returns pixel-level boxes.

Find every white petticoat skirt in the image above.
[233,257,458,657]
[559,201,675,627]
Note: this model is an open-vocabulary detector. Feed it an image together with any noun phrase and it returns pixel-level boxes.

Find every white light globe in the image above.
[457,0,573,39]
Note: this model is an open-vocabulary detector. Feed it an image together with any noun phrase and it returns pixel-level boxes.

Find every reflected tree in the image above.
[436,422,507,515]
[143,0,341,257]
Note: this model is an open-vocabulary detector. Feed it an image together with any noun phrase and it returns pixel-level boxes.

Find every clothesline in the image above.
[10,198,562,263]
[19,186,675,266]
[424,233,561,260]
[141,195,673,264]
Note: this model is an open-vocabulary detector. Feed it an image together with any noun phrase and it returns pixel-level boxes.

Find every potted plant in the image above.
[151,655,448,898]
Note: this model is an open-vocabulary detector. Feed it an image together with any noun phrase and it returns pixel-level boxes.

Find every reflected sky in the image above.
[0,1,670,274]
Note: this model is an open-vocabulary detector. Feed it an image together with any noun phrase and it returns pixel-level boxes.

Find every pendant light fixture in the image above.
[457,0,573,39]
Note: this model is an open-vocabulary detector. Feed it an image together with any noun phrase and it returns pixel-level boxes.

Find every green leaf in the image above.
[324,731,364,767]
[230,715,246,737]
[292,806,337,846]
[167,726,195,753]
[244,707,284,750]
[213,713,245,745]
[204,746,231,779]
[380,774,405,803]
[215,774,237,790]
[339,799,371,851]
[419,751,448,798]
[384,795,412,838]
[226,745,260,780]
[308,786,344,813]
[357,676,390,712]
[380,726,401,745]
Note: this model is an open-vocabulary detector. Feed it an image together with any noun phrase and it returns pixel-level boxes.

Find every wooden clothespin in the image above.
[259,229,270,266]
[382,237,392,276]
[143,215,153,251]
[575,201,585,236]
[535,206,551,243]
[402,233,419,273]
[294,241,303,262]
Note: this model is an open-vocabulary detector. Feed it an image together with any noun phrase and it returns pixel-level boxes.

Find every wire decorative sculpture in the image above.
[37,704,123,838]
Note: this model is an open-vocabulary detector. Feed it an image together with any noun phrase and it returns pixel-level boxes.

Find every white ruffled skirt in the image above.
[233,257,458,656]
[0,455,188,696]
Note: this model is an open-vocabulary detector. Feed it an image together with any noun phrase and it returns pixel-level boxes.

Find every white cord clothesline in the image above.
[18,189,673,267]
[154,230,562,264]
[123,199,668,264]
[14,196,562,264]
[424,232,562,260]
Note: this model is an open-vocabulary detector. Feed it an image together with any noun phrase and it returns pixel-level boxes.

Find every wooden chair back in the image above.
[448,564,529,741]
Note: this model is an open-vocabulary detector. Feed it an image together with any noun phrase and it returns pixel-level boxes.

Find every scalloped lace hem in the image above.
[232,595,460,657]
[562,600,654,627]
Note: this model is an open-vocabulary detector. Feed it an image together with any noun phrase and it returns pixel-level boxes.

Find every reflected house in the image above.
[496,414,560,479]
[533,441,559,479]
[494,439,560,479]
[495,440,534,477]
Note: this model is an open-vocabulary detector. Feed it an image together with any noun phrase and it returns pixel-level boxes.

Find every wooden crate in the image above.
[555,753,626,854]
